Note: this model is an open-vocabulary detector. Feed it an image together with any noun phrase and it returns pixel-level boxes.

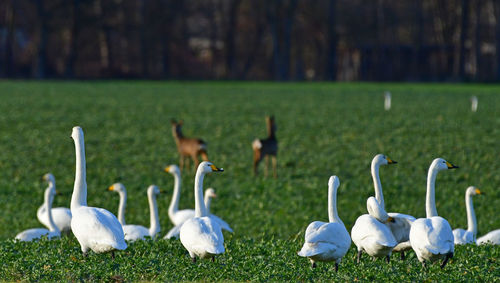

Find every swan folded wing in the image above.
[411,218,453,256]
[164,224,182,239]
[367,197,389,223]
[72,207,127,252]
[352,215,397,247]
[123,225,149,241]
[181,217,224,256]
[52,208,72,229]
[300,222,350,258]
[387,213,415,243]
[209,214,233,233]
[173,209,195,226]
[453,229,473,244]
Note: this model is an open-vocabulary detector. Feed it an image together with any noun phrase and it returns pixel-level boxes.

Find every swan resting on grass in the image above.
[164,187,233,239]
[298,176,351,271]
[15,182,61,241]
[180,161,225,262]
[476,229,500,245]
[409,158,457,269]
[164,165,195,227]
[70,126,126,257]
[453,186,482,245]
[37,173,72,233]
[109,183,161,242]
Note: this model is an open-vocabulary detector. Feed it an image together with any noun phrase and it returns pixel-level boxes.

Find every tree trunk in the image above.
[225,0,241,79]
[459,0,470,80]
[4,0,14,77]
[34,0,47,79]
[66,0,80,78]
[326,0,337,81]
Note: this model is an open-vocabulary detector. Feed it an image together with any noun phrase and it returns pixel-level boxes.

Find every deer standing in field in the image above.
[252,116,278,178]
[171,119,209,172]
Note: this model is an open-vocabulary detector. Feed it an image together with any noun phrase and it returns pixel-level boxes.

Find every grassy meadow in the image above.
[0,81,498,281]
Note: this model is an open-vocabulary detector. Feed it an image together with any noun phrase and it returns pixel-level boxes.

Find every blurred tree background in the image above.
[1,0,500,81]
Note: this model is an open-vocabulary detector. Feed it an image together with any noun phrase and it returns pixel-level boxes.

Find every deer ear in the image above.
[171,119,177,125]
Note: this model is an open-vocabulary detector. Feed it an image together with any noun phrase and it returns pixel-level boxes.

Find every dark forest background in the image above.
[1,0,500,81]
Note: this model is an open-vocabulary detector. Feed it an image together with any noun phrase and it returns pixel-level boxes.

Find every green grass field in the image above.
[0,81,498,281]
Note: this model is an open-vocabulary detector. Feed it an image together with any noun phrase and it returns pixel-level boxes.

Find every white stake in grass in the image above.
[384,91,391,111]
[471,96,478,112]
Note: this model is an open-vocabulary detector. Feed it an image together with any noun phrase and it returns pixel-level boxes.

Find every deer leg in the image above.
[271,156,277,178]
[192,154,199,171]
[179,155,184,172]
[200,150,209,161]
[264,155,269,177]
[253,150,261,176]
[185,157,190,172]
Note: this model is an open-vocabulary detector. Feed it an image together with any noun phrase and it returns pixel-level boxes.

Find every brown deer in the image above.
[252,116,278,178]
[171,119,209,171]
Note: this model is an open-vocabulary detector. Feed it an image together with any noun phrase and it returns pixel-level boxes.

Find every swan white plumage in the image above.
[368,154,416,259]
[70,126,126,256]
[453,186,482,245]
[15,182,61,241]
[351,154,398,263]
[109,183,161,241]
[476,229,500,245]
[164,188,233,239]
[37,173,72,233]
[298,176,351,271]
[409,158,457,269]
[165,165,195,226]
[180,161,225,262]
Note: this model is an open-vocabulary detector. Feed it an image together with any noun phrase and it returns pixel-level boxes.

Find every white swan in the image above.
[37,173,72,233]
[351,154,398,263]
[298,176,351,271]
[164,188,233,239]
[70,126,126,257]
[409,158,457,269]
[15,182,61,241]
[369,154,416,259]
[165,165,195,226]
[180,161,225,262]
[453,186,482,245]
[109,183,161,241]
[477,230,500,245]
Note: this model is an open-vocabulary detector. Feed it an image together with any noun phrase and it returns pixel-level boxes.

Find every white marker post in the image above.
[471,96,478,112]
[384,91,391,111]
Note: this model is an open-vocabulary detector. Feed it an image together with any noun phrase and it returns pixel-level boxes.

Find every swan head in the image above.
[466,186,483,196]
[71,126,84,141]
[108,183,126,194]
[164,164,180,175]
[42,173,55,184]
[372,154,397,167]
[147,185,160,196]
[431,158,459,172]
[197,161,224,174]
[205,188,217,198]
[328,175,340,189]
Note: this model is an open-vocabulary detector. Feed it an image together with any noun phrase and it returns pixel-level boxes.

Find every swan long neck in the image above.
[371,162,385,209]
[168,171,181,219]
[148,192,160,237]
[117,191,126,225]
[194,170,208,217]
[328,183,340,223]
[71,132,87,210]
[204,192,211,213]
[45,189,59,233]
[465,191,477,236]
[426,167,439,218]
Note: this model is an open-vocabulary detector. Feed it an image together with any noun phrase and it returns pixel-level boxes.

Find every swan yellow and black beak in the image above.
[108,185,114,191]
[164,165,171,173]
[387,216,395,223]
[387,157,397,164]
[446,161,459,169]
[475,188,483,195]
[210,164,224,172]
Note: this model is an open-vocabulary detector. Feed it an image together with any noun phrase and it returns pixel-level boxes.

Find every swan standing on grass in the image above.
[409,158,458,269]
[351,154,398,263]
[37,173,72,233]
[476,229,500,245]
[109,183,161,241]
[15,182,61,241]
[298,176,351,271]
[164,188,233,239]
[70,126,126,258]
[453,187,482,245]
[180,161,225,262]
[368,154,416,259]
[165,165,195,226]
